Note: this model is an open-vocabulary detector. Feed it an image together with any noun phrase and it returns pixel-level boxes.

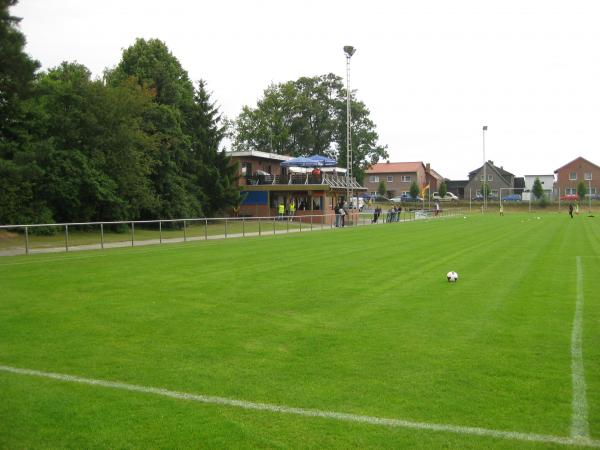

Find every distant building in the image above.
[364,161,443,198]
[522,175,555,201]
[446,180,468,199]
[464,161,515,199]
[554,156,600,198]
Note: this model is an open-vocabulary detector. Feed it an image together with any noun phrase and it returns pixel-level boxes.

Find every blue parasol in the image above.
[307,155,337,167]
[280,156,321,168]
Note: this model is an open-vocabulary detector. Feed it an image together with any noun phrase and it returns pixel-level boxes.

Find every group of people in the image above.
[387,205,403,222]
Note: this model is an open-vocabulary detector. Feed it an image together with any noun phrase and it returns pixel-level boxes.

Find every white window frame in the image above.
[387,176,393,183]
[401,175,411,182]
[566,188,577,195]
[369,176,379,183]
[569,172,577,181]
[584,172,592,181]
[488,174,493,181]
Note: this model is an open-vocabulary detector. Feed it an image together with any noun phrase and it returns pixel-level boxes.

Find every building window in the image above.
[590,187,597,195]
[387,176,393,183]
[401,175,411,182]
[369,176,379,183]
[402,191,410,196]
[488,175,493,181]
[566,188,577,195]
[241,162,252,176]
[584,172,592,180]
[569,172,577,180]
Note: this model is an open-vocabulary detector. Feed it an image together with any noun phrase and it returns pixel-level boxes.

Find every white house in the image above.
[522,174,555,201]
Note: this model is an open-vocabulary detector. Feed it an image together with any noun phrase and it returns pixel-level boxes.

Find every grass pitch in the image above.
[1,213,599,449]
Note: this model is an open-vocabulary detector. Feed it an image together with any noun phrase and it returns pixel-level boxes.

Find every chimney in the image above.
[426,163,430,173]
[386,160,390,164]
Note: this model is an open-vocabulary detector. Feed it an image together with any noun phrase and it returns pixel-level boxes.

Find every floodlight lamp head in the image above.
[483,125,488,131]
[344,46,356,58]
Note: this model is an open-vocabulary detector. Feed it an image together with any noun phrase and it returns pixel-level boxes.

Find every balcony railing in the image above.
[245,173,363,189]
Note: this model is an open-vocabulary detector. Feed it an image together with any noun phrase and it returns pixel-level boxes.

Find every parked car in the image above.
[560,194,579,201]
[433,192,458,201]
[472,193,497,201]
[390,196,403,203]
[361,194,391,203]
[400,194,423,202]
[502,194,522,202]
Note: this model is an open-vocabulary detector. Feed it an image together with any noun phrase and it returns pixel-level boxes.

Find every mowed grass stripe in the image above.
[2,364,600,448]
[1,213,599,447]
[572,256,589,438]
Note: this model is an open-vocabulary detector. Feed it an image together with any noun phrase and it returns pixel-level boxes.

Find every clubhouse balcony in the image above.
[244,172,364,190]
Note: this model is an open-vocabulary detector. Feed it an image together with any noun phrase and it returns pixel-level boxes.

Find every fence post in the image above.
[159,221,162,244]
[131,222,134,246]
[299,217,302,232]
[225,218,228,239]
[65,225,69,252]
[259,218,262,236]
[242,217,245,237]
[100,223,104,249]
[310,214,313,231]
[183,219,187,242]
[205,219,208,240]
[273,217,276,235]
[25,226,29,255]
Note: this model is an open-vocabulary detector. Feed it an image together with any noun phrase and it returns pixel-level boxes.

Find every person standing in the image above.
[569,203,574,218]
[339,203,346,227]
[334,203,341,227]
[289,200,296,218]
[278,202,285,220]
[435,202,440,217]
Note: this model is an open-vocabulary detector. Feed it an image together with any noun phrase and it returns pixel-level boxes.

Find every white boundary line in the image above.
[1,364,599,448]
[571,256,590,438]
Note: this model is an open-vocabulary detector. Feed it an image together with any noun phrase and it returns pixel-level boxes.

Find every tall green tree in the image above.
[28,62,158,222]
[107,39,238,218]
[0,0,39,143]
[577,181,587,201]
[377,180,386,197]
[0,0,47,225]
[187,80,240,214]
[439,181,447,198]
[532,177,544,200]
[232,73,388,183]
[410,181,420,199]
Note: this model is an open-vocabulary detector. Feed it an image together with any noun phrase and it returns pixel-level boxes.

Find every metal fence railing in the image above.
[0,208,466,256]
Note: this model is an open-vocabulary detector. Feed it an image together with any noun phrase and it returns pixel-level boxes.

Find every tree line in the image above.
[1,0,387,225]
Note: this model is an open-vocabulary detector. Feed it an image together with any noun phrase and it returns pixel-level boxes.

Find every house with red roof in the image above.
[364,161,443,198]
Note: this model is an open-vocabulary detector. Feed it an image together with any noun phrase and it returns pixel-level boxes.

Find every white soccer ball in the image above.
[447,271,458,282]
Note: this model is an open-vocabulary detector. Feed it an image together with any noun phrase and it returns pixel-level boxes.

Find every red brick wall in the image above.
[555,158,600,196]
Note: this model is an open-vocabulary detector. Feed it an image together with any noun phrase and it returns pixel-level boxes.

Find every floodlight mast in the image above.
[482,125,487,211]
[344,46,356,211]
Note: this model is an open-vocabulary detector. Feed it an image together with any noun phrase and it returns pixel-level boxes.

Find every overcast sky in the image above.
[13,0,600,179]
